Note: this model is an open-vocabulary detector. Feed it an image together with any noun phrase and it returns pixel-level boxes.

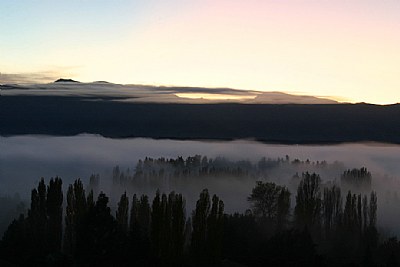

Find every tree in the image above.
[129,193,151,262]
[323,185,342,235]
[1,178,64,264]
[0,214,29,264]
[294,172,322,229]
[369,191,377,228]
[116,192,129,234]
[191,189,225,262]
[46,177,63,252]
[26,178,48,258]
[277,186,291,230]
[138,195,151,240]
[341,167,372,193]
[112,165,121,185]
[248,181,281,219]
[77,192,116,265]
[170,192,186,260]
[151,190,162,257]
[151,191,186,263]
[191,189,211,257]
[207,194,224,261]
[343,191,357,232]
[362,195,368,231]
[64,179,87,256]
[248,181,291,230]
[88,173,100,195]
[129,194,139,235]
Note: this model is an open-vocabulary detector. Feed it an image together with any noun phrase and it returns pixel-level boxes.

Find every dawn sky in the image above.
[1,0,400,104]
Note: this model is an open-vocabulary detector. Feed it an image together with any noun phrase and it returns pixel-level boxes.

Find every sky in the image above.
[1,0,400,104]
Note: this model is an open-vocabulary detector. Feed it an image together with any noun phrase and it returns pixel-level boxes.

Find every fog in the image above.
[1,135,400,235]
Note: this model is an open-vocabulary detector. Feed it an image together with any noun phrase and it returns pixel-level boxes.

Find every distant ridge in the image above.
[2,96,400,143]
[54,78,80,83]
[93,81,111,84]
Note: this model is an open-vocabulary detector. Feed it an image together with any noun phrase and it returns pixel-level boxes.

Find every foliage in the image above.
[0,173,391,267]
[248,181,290,230]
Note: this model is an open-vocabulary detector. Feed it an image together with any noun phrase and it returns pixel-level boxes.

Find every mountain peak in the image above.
[54,78,80,83]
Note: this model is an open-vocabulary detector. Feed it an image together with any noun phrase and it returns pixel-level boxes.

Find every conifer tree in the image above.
[207,194,224,261]
[191,189,211,257]
[369,191,377,228]
[129,194,139,235]
[170,193,186,260]
[277,187,291,230]
[138,195,151,240]
[362,195,368,231]
[294,172,322,229]
[64,179,87,256]
[323,185,342,235]
[116,192,129,234]
[46,177,63,252]
[151,190,162,256]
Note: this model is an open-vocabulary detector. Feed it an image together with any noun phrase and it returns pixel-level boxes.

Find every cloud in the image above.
[0,67,79,84]
[0,72,56,84]
[1,80,338,104]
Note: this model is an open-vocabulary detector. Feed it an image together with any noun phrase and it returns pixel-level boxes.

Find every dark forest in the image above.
[1,156,399,267]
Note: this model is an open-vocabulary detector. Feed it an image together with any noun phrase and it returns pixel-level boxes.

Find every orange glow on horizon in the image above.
[175,93,257,101]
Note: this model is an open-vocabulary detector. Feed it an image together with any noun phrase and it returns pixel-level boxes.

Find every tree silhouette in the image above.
[322,185,342,236]
[191,189,224,262]
[77,192,116,265]
[151,190,162,258]
[129,194,139,235]
[116,192,129,234]
[0,214,29,264]
[29,178,48,257]
[46,177,63,252]
[207,194,224,261]
[341,167,372,193]
[1,178,64,265]
[248,181,291,231]
[64,179,87,257]
[137,194,151,242]
[169,192,186,261]
[369,191,377,228]
[191,189,210,258]
[0,169,389,266]
[248,181,281,219]
[295,172,322,231]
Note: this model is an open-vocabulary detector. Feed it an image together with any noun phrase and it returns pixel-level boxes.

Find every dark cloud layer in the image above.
[1,79,337,104]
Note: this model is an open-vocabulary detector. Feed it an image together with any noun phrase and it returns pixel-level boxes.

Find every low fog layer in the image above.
[0,80,338,104]
[1,135,400,234]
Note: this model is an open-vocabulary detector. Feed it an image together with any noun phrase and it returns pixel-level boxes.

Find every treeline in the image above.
[1,172,400,266]
[0,194,26,240]
[112,156,256,188]
[341,167,372,193]
[111,155,344,188]
[0,178,224,266]
[243,172,380,266]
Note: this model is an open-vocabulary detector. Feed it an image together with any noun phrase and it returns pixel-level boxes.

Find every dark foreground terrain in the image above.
[1,95,400,144]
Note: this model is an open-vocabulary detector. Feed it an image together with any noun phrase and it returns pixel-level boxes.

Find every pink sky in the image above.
[1,0,400,104]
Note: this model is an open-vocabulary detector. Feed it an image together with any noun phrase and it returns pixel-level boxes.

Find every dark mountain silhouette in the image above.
[1,94,399,144]
[54,78,80,83]
[93,81,112,84]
